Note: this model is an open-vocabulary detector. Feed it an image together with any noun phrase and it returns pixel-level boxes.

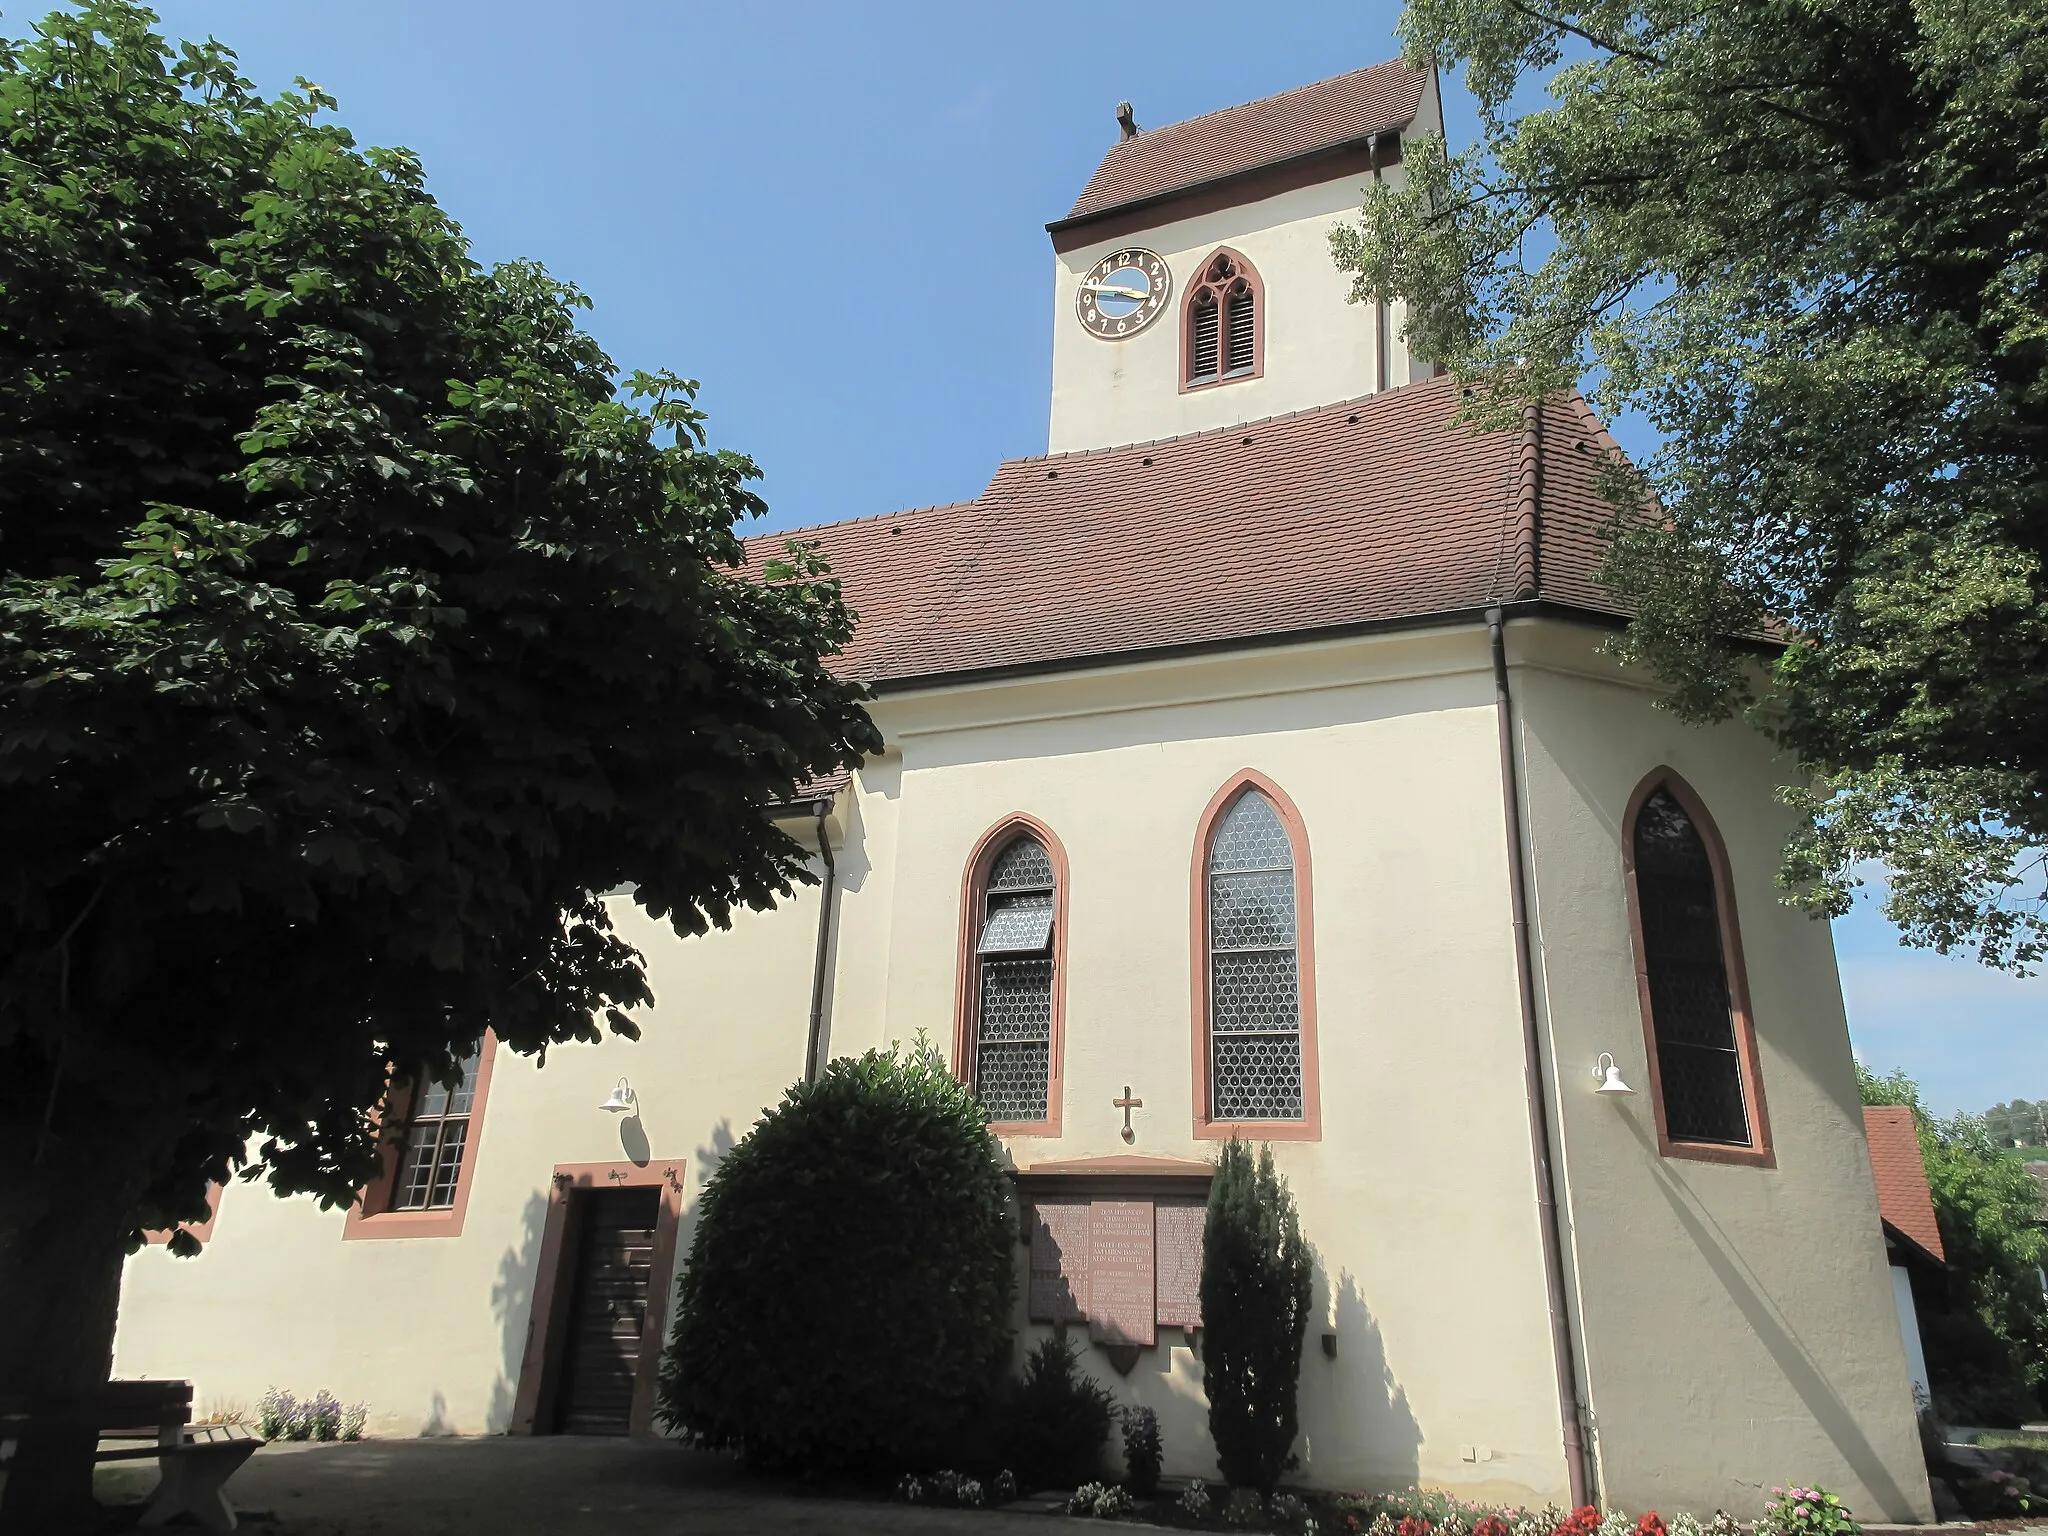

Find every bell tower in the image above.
[1045,62,1441,455]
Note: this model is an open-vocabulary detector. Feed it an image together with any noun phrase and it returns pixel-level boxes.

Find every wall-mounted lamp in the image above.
[600,1078,638,1114]
[1593,1053,1635,1096]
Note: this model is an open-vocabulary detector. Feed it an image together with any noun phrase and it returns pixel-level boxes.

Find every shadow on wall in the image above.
[1627,1112,1915,1520]
[1299,1266,1423,1489]
[421,1389,454,1438]
[487,1191,550,1435]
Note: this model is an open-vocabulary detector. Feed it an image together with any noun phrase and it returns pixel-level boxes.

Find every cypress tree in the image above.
[1200,1138,1313,1496]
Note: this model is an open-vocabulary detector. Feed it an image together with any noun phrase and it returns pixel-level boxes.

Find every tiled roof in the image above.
[1865,1107,1945,1264]
[746,376,1630,689]
[1060,61,1428,226]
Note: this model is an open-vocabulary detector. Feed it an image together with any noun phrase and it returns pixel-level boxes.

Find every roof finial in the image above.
[1116,101,1139,140]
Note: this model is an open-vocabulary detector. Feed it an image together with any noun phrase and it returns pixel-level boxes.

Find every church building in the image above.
[116,60,1934,1521]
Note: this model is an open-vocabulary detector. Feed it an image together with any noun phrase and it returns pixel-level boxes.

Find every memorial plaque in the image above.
[1087,1200,1156,1347]
[1155,1201,1205,1330]
[1028,1200,1089,1322]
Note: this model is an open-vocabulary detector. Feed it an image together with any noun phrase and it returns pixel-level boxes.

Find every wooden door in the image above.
[553,1187,661,1434]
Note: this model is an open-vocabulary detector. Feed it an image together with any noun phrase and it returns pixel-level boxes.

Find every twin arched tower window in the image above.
[1184,250,1262,389]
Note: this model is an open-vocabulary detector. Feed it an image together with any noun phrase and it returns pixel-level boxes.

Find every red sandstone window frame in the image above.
[1190,770,1321,1141]
[1180,247,1265,394]
[953,814,1070,1137]
[343,1030,501,1240]
[1621,769,1775,1169]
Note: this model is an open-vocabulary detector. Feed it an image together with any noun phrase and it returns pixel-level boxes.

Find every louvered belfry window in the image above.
[393,1048,483,1209]
[1225,284,1256,375]
[1184,249,1261,387]
[1189,295,1221,384]
[974,835,1056,1123]
[1634,787,1753,1145]
[1206,790,1304,1120]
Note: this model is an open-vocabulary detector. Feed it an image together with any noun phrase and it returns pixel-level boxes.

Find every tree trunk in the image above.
[0,1154,140,1528]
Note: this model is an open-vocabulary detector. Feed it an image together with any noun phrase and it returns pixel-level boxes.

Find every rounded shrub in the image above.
[654,1043,1015,1473]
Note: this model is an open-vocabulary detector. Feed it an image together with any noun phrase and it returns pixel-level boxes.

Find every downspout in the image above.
[803,797,838,1084]
[1370,135,1389,395]
[1488,605,1593,1510]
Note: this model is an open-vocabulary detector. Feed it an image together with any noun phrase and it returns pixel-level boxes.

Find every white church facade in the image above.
[116,61,1934,1521]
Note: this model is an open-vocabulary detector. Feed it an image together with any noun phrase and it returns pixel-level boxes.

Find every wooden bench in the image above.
[0,1380,264,1533]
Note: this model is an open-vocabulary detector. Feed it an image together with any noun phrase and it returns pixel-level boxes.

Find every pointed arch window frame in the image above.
[1622,768,1775,1168]
[1180,247,1265,394]
[954,813,1070,1137]
[1190,770,1321,1141]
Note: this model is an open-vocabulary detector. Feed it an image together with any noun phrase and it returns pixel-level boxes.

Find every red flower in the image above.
[1638,1516,1667,1536]
[1552,1506,1603,1536]
[1399,1516,1435,1536]
[1475,1517,1512,1536]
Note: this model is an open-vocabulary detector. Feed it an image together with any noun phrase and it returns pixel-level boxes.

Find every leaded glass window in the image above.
[974,835,1055,1123]
[393,1049,482,1210]
[1634,787,1752,1146]
[1207,789,1303,1120]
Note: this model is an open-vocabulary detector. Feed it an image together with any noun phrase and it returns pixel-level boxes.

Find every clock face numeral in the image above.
[1076,246,1172,340]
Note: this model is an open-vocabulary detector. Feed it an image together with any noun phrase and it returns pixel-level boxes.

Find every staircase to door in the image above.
[553,1187,661,1434]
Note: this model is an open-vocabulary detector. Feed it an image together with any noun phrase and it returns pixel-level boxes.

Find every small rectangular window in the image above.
[392,1050,482,1210]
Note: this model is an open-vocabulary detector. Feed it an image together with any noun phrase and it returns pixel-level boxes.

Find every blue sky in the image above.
[124,0,2043,1113]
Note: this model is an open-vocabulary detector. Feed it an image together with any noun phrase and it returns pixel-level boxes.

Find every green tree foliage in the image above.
[1332,0,2048,967]
[0,3,874,1518]
[1200,1139,1313,1496]
[655,1045,1016,1474]
[1001,1333,1117,1492]
[1984,1100,2048,1150]
[1856,1064,2048,1421]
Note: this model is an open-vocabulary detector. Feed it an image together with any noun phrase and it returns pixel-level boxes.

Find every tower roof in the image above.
[1053,61,1428,232]
[747,377,1630,691]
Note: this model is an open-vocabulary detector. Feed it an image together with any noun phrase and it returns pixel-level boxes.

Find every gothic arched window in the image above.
[1184,249,1263,389]
[1625,771,1771,1162]
[1193,773,1319,1138]
[960,821,1067,1130]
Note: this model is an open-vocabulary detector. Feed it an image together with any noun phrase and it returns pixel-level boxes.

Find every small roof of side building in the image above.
[1865,1106,1947,1267]
[1053,60,1429,231]
[746,376,1631,692]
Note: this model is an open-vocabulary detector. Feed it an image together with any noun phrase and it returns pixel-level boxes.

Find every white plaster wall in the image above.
[1509,620,1932,1521]
[115,627,1567,1502]
[114,876,825,1437]
[852,629,1572,1500]
[1046,165,1421,455]
[113,615,1928,1518]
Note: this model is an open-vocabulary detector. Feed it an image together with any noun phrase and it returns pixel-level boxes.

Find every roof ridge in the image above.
[1121,59,1413,145]
[743,497,981,545]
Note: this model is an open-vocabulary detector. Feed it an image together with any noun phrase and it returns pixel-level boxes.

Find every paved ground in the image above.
[101,1435,1068,1535]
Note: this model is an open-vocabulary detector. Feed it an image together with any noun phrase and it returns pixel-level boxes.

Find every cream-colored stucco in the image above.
[1048,174,1413,455]
[1509,622,1931,1520]
[1045,73,1443,455]
[114,617,1928,1520]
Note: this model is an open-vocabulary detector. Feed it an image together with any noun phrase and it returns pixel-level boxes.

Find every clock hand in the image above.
[1081,282,1151,300]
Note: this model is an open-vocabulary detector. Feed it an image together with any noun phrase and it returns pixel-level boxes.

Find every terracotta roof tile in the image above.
[1865,1106,1945,1263]
[1060,62,1427,226]
[747,377,1632,689]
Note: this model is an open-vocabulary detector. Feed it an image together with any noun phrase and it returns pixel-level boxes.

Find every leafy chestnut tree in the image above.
[1333,0,2048,968]
[0,3,875,1519]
